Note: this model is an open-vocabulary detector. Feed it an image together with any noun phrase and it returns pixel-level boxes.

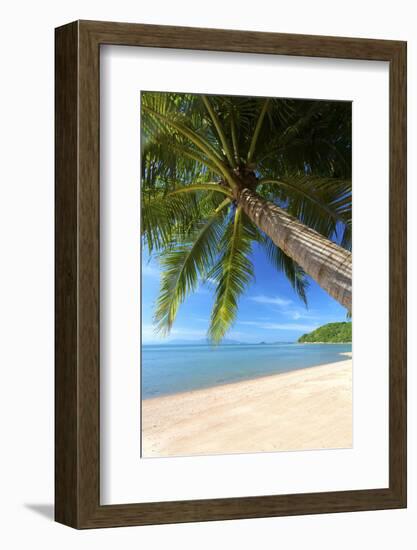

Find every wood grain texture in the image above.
[388,42,407,504]
[55,21,79,527]
[55,20,407,529]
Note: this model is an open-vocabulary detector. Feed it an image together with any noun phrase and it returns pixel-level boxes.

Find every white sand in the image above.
[142,359,352,458]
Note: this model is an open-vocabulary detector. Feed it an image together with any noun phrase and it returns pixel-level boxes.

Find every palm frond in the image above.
[154,204,229,334]
[142,135,213,193]
[247,98,270,163]
[141,192,199,253]
[258,101,351,179]
[258,175,351,248]
[259,176,351,224]
[201,95,236,168]
[142,101,230,179]
[142,189,224,253]
[340,222,352,252]
[260,235,309,305]
[208,208,254,343]
[168,183,233,199]
[163,141,222,177]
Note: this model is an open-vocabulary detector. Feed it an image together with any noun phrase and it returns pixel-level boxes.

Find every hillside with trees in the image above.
[298,322,352,343]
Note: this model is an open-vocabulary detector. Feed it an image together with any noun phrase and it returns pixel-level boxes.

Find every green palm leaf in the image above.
[247,98,270,163]
[142,182,227,254]
[142,192,200,253]
[208,208,255,343]
[142,104,229,178]
[201,95,236,168]
[257,175,351,248]
[168,183,233,199]
[260,235,309,305]
[259,176,351,224]
[154,203,229,334]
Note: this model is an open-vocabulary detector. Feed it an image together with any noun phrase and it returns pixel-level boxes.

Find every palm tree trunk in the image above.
[237,187,352,310]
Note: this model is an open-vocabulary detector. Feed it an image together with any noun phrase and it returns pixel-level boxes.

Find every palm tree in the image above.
[141,92,352,343]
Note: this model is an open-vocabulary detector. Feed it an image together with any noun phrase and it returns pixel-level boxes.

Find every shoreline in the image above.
[298,341,352,344]
[143,351,352,401]
[142,358,352,458]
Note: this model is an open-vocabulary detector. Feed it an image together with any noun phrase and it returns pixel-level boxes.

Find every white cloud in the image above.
[142,264,160,279]
[287,309,320,321]
[141,323,207,343]
[170,327,207,338]
[249,294,293,307]
[248,295,321,321]
[239,320,317,332]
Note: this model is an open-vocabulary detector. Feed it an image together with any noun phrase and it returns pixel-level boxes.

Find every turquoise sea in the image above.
[141,343,352,399]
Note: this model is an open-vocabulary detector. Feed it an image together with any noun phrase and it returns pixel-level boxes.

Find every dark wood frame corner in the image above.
[55,20,407,529]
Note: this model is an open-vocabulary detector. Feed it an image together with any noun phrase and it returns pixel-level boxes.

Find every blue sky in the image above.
[142,243,348,344]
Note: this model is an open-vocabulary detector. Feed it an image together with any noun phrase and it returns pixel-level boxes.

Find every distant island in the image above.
[298,322,352,343]
[144,338,243,346]
[143,338,295,346]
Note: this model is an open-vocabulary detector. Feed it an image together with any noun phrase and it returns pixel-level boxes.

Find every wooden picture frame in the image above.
[55,20,407,529]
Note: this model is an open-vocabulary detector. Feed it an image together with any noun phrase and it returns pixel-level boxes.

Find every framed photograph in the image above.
[55,20,406,528]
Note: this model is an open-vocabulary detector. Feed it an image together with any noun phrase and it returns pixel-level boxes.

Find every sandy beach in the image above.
[142,356,352,458]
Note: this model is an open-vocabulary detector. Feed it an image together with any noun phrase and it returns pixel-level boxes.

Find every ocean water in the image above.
[141,343,352,399]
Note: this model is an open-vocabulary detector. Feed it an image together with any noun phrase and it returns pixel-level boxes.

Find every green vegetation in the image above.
[298,322,352,343]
